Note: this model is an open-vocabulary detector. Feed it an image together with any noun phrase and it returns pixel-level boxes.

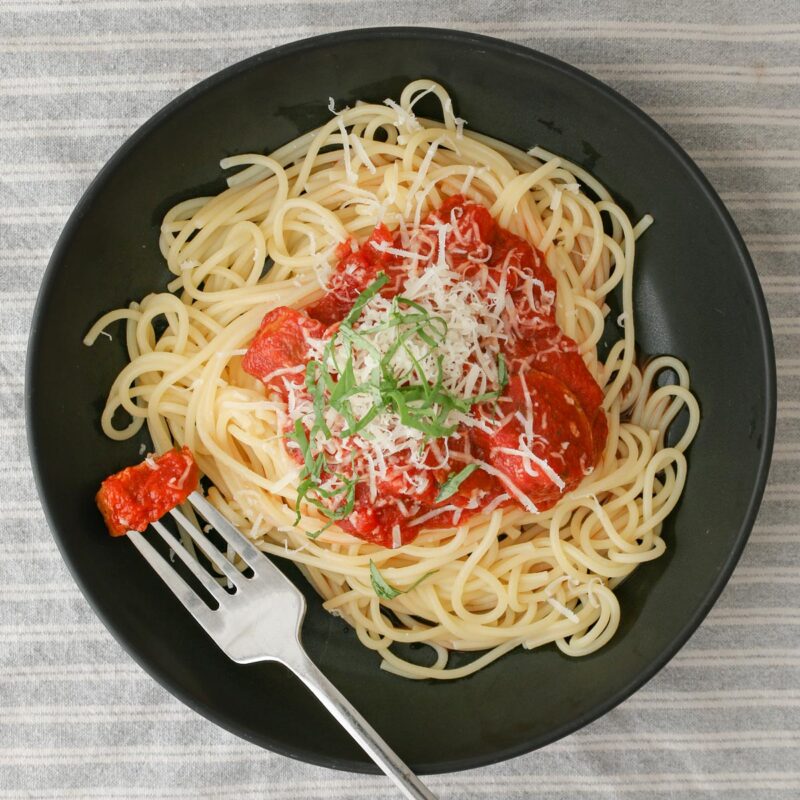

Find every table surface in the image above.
[2,2,799,798]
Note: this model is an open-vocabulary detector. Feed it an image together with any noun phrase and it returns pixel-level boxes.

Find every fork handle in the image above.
[285,652,438,800]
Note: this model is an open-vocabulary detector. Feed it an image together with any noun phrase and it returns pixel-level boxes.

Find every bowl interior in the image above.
[27,28,774,773]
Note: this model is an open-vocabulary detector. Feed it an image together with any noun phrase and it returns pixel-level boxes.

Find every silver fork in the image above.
[127,490,437,800]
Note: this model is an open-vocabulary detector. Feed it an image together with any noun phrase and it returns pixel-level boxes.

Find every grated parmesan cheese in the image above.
[336,116,356,184]
[295,224,511,504]
[409,504,459,527]
[391,524,402,549]
[482,492,510,515]
[460,166,476,195]
[546,596,580,624]
[350,133,377,175]
[471,460,539,514]
[283,198,567,517]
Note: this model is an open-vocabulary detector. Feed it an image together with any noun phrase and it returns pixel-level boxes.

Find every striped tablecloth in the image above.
[2,2,798,798]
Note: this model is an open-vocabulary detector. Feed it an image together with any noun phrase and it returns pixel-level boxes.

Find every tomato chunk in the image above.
[470,371,594,511]
[337,484,411,548]
[96,446,199,537]
[435,193,496,243]
[242,307,326,390]
[506,327,605,417]
[305,224,403,326]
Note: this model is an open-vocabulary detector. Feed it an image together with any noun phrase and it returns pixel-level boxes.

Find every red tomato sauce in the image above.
[244,196,608,547]
[96,446,199,536]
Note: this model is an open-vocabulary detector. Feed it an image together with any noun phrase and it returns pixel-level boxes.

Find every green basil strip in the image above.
[369,560,437,600]
[435,463,481,503]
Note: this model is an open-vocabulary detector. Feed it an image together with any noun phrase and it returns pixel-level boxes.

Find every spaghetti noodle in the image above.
[86,80,699,679]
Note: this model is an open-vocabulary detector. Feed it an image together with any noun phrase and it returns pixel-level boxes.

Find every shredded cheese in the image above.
[481,492,510,515]
[281,196,572,521]
[175,461,192,488]
[336,116,356,184]
[546,596,580,624]
[350,133,377,175]
[409,504,459,527]
[391,524,402,549]
[383,97,422,131]
[291,219,512,508]
[472,460,539,514]
[404,136,444,217]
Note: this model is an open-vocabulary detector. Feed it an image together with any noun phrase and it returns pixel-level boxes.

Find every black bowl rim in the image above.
[25,25,777,775]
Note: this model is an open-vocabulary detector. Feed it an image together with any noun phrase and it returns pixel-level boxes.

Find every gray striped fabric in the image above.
[2,2,799,798]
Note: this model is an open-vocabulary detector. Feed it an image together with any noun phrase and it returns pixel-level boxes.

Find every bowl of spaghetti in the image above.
[27,28,775,773]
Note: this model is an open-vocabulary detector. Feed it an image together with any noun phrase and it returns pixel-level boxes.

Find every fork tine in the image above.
[127,530,220,635]
[151,520,229,603]
[187,491,268,570]
[169,506,247,588]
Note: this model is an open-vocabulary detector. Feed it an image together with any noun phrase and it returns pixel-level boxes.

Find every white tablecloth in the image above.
[2,2,798,798]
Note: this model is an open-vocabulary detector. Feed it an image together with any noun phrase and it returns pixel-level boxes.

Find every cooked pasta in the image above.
[86,80,699,679]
